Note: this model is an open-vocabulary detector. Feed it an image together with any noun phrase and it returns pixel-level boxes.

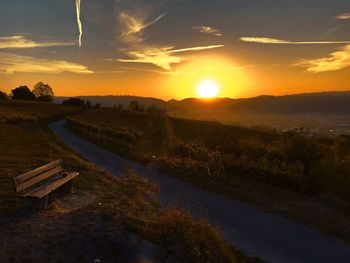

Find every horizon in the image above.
[54,89,350,102]
[1,1,350,99]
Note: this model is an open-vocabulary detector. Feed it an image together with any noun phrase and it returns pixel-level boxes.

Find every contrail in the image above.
[240,37,350,45]
[75,0,82,47]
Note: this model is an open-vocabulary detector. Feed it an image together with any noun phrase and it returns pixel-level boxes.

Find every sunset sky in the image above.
[0,0,349,99]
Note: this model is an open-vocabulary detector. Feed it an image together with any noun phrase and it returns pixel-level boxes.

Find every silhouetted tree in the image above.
[148,106,173,148]
[62,97,85,107]
[11,86,35,100]
[117,103,124,110]
[282,132,323,178]
[0,91,8,100]
[33,82,54,102]
[334,135,350,162]
[93,102,101,110]
[86,100,92,109]
[129,100,144,112]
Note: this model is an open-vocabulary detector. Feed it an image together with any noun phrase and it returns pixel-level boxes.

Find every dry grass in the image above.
[68,108,350,243]
[0,100,79,123]
[0,119,253,261]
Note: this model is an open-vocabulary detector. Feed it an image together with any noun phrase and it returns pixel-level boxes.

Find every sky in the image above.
[0,0,349,99]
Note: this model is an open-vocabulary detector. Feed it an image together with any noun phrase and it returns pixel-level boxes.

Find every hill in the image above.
[55,91,350,132]
[229,92,350,115]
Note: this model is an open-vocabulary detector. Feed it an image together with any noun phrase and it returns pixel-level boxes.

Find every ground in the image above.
[0,101,254,262]
[67,108,350,243]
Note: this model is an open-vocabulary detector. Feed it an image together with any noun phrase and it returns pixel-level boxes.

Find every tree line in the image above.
[0,82,54,102]
[0,83,102,110]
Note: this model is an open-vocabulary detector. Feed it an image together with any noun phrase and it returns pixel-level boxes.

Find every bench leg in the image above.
[24,196,49,209]
[62,180,75,194]
[43,195,49,209]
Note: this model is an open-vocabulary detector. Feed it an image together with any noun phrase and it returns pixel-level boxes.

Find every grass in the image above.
[0,99,80,123]
[0,102,255,262]
[67,108,350,243]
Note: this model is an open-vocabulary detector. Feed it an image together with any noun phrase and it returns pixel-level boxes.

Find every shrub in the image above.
[156,209,237,263]
[0,91,8,100]
[63,97,85,107]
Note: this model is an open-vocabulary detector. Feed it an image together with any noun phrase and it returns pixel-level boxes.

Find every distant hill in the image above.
[169,97,238,111]
[55,91,350,126]
[55,95,169,108]
[229,92,350,116]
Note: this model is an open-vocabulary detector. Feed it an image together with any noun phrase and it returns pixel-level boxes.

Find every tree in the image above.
[62,97,85,107]
[0,91,8,100]
[117,103,124,110]
[334,135,350,162]
[93,102,101,110]
[282,132,323,178]
[86,100,92,109]
[11,86,35,100]
[147,106,173,148]
[33,82,54,102]
[129,100,144,112]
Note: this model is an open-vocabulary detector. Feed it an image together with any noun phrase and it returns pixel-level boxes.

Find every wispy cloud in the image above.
[0,52,92,74]
[240,37,350,45]
[336,12,350,20]
[167,45,224,54]
[117,49,180,70]
[117,45,224,70]
[119,11,165,45]
[115,3,224,70]
[75,0,83,47]
[0,36,74,49]
[193,26,222,37]
[297,44,350,73]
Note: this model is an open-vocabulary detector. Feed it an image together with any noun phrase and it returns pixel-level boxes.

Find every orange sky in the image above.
[1,0,350,99]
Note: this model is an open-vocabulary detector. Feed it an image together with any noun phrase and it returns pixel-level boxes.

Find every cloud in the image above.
[240,37,350,45]
[117,49,180,70]
[119,11,165,45]
[336,12,350,20]
[115,3,224,70]
[117,45,224,70]
[0,36,74,49]
[296,44,350,73]
[0,52,92,74]
[75,0,83,47]
[193,26,222,37]
[167,45,224,54]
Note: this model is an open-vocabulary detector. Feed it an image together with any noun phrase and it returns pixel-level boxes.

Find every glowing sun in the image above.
[197,80,220,98]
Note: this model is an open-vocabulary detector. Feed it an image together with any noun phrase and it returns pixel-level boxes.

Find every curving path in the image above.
[50,120,350,263]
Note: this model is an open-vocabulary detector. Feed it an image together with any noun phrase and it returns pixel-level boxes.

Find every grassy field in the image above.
[0,99,80,123]
[67,108,350,242]
[0,101,255,262]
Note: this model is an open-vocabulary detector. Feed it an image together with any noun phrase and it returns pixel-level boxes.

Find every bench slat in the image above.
[15,160,61,184]
[27,172,79,199]
[16,166,63,193]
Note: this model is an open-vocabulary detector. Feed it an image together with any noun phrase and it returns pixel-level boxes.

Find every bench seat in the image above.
[24,172,79,199]
[13,160,79,208]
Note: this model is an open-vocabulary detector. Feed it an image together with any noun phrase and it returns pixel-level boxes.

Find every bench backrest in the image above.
[13,160,63,193]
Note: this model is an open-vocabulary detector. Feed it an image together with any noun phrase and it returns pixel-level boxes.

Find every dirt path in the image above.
[50,120,350,263]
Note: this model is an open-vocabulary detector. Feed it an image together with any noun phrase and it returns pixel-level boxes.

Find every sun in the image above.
[197,80,220,98]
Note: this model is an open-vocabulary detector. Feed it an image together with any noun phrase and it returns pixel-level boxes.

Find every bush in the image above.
[63,97,86,107]
[0,91,8,100]
[156,209,237,263]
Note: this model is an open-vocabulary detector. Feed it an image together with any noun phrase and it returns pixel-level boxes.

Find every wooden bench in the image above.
[13,160,79,209]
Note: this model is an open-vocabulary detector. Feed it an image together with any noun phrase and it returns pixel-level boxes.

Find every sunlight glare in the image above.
[197,80,220,98]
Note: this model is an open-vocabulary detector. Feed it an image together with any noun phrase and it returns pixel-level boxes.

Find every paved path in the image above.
[50,120,350,263]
